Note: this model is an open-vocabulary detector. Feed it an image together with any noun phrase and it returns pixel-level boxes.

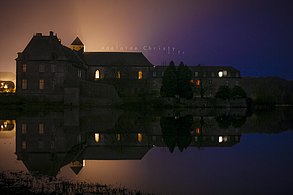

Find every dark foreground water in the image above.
[1,108,293,194]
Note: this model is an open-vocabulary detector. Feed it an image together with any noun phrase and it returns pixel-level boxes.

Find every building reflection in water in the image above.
[15,109,243,177]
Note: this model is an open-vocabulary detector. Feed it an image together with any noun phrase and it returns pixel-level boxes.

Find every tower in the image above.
[70,36,84,52]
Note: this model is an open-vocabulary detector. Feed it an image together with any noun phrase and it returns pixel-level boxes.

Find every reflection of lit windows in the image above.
[39,79,44,90]
[116,133,121,141]
[211,72,215,77]
[95,133,100,143]
[116,71,121,79]
[137,133,143,142]
[219,136,228,143]
[218,71,223,77]
[196,127,200,135]
[196,80,200,86]
[95,70,100,79]
[235,80,239,86]
[22,141,26,150]
[21,123,27,134]
[22,64,27,72]
[39,123,44,134]
[138,70,143,79]
[194,72,198,77]
[22,80,27,90]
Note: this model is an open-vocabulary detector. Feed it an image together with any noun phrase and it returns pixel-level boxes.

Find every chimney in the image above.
[35,33,42,36]
[49,31,54,36]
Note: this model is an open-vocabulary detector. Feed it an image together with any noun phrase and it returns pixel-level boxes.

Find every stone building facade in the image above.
[16,31,241,101]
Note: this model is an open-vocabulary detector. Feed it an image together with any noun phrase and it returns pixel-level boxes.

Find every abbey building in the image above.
[16,31,240,102]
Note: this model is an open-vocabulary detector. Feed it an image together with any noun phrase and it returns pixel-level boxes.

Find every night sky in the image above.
[0,0,292,79]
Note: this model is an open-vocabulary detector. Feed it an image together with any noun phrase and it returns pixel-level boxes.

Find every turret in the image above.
[70,36,84,52]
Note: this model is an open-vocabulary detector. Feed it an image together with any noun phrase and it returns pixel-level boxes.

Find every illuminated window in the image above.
[39,64,45,72]
[138,70,143,79]
[39,79,44,90]
[22,64,27,72]
[22,141,27,150]
[218,136,223,143]
[21,79,27,89]
[116,133,121,141]
[116,71,121,79]
[196,79,200,86]
[21,123,27,134]
[190,80,194,84]
[223,70,228,77]
[194,72,198,77]
[95,70,100,79]
[95,133,100,143]
[218,71,223,77]
[137,133,143,142]
[38,123,44,134]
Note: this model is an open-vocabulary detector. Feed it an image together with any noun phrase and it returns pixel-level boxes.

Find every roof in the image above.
[84,52,153,67]
[154,65,239,72]
[19,33,86,69]
[71,36,84,45]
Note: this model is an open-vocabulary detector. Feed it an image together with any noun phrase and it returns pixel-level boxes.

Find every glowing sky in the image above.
[0,0,292,79]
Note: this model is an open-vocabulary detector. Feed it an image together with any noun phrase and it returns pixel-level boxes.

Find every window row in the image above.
[94,133,143,143]
[22,64,56,73]
[21,79,45,90]
[21,123,45,134]
[194,71,239,78]
[95,70,143,79]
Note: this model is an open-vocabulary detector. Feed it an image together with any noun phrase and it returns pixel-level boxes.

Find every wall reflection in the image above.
[13,108,293,177]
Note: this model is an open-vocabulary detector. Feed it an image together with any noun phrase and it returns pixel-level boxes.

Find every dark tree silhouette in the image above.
[177,62,193,99]
[215,86,231,100]
[160,61,178,97]
[231,86,247,98]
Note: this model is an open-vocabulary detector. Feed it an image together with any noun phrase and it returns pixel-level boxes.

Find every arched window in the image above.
[95,70,100,79]
[116,71,121,79]
[138,70,143,79]
[95,133,100,143]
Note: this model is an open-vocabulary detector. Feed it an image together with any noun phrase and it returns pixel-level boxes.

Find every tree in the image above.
[176,62,193,99]
[215,86,231,100]
[160,61,178,97]
[231,86,247,98]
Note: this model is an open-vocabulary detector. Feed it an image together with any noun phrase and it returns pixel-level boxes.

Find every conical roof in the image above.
[71,36,84,45]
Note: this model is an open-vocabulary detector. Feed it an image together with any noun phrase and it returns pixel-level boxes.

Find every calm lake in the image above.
[1,108,293,194]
